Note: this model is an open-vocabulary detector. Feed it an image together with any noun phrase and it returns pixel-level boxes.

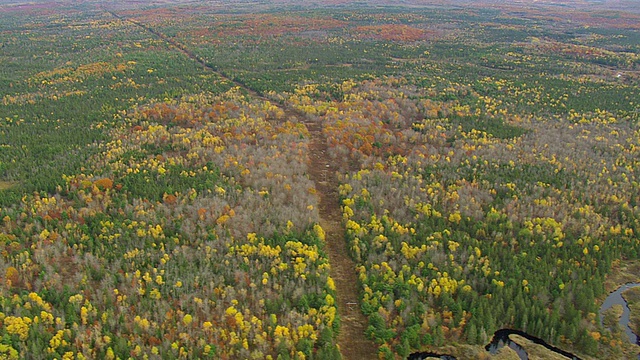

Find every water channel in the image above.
[408,328,581,360]
[485,329,581,360]
[599,282,640,346]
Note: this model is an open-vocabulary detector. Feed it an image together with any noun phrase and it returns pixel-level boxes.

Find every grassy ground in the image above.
[510,335,588,360]
[416,339,596,360]
[0,181,16,190]
[623,287,640,337]
[603,261,640,293]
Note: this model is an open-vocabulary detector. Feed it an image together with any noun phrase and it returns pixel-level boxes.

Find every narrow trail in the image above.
[104,8,378,359]
[304,120,379,360]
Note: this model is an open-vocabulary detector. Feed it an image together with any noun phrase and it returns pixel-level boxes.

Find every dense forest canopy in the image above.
[0,0,638,359]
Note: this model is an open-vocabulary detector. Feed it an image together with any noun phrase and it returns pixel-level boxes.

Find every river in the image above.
[599,282,640,346]
[408,328,581,359]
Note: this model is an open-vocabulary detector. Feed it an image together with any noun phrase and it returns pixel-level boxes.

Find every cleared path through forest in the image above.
[304,119,378,359]
[105,8,378,359]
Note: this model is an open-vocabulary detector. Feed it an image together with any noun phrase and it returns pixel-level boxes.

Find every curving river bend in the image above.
[599,282,640,346]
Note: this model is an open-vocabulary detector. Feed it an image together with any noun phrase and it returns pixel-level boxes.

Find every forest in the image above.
[0,0,639,359]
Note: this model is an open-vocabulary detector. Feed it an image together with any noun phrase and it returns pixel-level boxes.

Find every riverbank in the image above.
[600,260,640,358]
[410,332,598,360]
[603,260,640,293]
[408,343,516,359]
[623,287,640,343]
[510,335,578,360]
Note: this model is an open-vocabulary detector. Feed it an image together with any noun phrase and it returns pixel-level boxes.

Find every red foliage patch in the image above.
[354,24,429,42]
[94,178,114,190]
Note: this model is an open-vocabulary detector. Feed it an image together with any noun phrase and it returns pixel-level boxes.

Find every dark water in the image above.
[485,329,528,359]
[599,282,640,346]
[408,328,581,360]
[485,329,581,360]
[407,352,456,360]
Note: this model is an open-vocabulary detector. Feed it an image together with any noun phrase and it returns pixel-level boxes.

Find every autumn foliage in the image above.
[0,1,638,359]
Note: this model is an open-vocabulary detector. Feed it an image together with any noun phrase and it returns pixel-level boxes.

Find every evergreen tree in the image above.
[466,322,478,345]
